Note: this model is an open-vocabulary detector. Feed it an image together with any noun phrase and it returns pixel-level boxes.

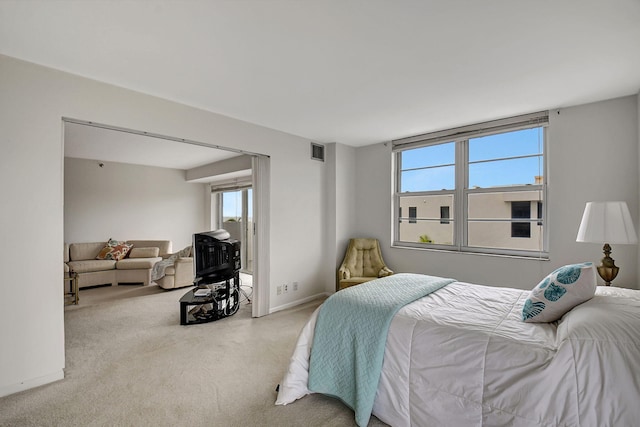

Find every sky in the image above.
[222,189,253,220]
[400,127,544,192]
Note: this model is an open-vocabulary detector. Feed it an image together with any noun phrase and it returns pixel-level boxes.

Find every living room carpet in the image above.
[0,283,387,426]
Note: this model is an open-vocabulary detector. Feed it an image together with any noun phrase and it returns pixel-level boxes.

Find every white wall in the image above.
[268,138,326,307]
[64,157,206,249]
[324,143,357,294]
[546,97,638,288]
[354,96,640,290]
[0,54,327,397]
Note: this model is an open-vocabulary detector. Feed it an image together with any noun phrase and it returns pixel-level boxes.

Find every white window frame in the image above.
[392,111,549,258]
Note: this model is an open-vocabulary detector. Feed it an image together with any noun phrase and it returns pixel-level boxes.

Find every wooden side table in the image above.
[64,271,78,305]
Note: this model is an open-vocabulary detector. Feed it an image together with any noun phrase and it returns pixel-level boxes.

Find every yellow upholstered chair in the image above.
[337,238,393,290]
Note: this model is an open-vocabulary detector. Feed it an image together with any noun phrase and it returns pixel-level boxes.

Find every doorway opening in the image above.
[62,118,270,317]
[213,187,253,274]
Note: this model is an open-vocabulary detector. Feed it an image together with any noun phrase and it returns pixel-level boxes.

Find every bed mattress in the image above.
[276,281,640,426]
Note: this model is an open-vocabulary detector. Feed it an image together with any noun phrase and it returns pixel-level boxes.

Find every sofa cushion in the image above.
[116,257,162,270]
[126,240,172,257]
[67,259,117,273]
[129,247,160,258]
[96,239,133,261]
[70,242,107,261]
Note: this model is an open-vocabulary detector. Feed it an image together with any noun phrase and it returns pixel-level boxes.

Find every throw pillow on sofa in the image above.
[96,238,133,261]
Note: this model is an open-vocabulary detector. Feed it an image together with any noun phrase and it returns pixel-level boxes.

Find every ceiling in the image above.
[64,121,241,170]
[2,1,640,166]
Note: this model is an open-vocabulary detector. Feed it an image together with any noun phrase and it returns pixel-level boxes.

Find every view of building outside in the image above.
[399,190,543,251]
[468,190,542,251]
[399,194,454,244]
[221,189,253,272]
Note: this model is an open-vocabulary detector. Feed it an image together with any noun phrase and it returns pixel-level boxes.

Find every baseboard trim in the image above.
[0,370,64,398]
[269,292,330,314]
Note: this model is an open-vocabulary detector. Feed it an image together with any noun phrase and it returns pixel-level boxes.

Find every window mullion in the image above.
[456,140,466,250]
[393,152,402,241]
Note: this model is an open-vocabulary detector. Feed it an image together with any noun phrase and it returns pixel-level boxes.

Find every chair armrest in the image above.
[338,267,351,280]
[173,257,194,286]
[378,267,393,277]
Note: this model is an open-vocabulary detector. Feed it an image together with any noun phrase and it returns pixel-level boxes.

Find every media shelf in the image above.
[179,272,240,325]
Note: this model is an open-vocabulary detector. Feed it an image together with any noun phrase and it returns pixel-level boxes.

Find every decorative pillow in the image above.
[522,262,597,323]
[96,239,133,261]
[129,247,160,258]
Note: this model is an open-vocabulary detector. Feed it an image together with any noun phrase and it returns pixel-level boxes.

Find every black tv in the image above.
[193,230,241,285]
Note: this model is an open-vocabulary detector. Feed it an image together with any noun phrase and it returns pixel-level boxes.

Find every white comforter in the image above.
[276,282,640,426]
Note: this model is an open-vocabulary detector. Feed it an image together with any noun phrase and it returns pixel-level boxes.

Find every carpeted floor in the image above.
[0,281,388,427]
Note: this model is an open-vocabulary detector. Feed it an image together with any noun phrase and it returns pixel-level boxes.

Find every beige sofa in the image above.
[65,240,172,288]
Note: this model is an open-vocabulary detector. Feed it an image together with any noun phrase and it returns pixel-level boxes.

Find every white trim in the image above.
[252,156,270,317]
[63,117,266,158]
[269,293,329,314]
[0,370,64,398]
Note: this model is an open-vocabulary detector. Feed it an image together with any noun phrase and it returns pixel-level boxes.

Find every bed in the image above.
[275,272,640,427]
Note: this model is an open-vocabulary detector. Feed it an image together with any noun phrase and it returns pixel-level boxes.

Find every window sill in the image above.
[391,243,549,261]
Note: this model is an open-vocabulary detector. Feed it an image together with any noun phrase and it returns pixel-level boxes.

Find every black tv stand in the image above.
[179,272,240,325]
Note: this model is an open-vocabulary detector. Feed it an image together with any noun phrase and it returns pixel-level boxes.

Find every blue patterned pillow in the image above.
[522,262,597,323]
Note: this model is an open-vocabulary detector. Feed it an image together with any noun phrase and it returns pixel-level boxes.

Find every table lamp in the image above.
[576,201,638,286]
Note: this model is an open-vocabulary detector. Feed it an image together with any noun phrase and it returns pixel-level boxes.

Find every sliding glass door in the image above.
[215,188,253,274]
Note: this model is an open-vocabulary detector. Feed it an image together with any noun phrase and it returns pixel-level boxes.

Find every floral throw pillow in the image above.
[522,262,597,323]
[96,238,133,261]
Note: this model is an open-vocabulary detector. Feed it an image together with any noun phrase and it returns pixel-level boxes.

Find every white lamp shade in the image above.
[576,201,638,244]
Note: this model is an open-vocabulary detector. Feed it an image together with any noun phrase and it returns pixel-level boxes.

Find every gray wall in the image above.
[353,96,640,290]
[325,142,357,293]
[64,157,207,249]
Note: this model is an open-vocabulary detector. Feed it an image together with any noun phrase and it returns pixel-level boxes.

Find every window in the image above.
[393,111,547,257]
[511,201,531,238]
[408,206,417,223]
[440,206,450,224]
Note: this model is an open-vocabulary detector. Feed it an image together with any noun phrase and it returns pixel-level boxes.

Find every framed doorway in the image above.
[62,118,270,317]
[213,187,253,274]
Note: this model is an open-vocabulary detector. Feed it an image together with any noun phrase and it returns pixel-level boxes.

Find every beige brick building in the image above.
[399,190,543,251]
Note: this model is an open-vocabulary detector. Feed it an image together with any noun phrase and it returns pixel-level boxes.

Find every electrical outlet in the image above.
[277,285,282,295]
[283,283,288,293]
[293,281,299,291]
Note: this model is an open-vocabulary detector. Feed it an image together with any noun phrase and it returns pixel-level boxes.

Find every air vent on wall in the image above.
[311,142,325,162]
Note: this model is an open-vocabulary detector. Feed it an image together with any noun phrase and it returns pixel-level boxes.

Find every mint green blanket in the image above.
[308,273,455,426]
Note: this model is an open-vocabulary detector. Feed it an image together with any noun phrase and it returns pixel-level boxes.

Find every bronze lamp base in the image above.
[597,243,619,286]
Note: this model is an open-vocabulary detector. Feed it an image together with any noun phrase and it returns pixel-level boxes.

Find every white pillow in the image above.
[522,262,597,323]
